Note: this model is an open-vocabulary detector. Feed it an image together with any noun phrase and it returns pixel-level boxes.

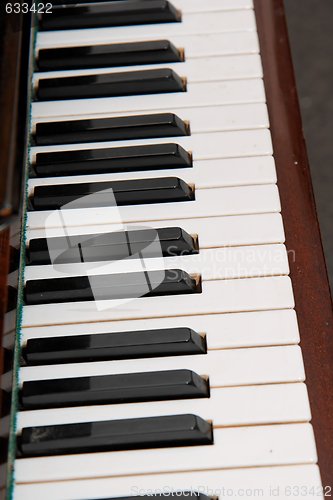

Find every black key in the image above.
[31,177,194,211]
[37,40,183,71]
[19,414,213,457]
[40,1,181,31]
[23,327,206,365]
[20,369,209,409]
[24,269,201,305]
[37,68,185,101]
[27,227,198,265]
[34,113,189,146]
[33,143,192,177]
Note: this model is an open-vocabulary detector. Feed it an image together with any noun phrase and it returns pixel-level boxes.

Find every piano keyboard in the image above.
[11,1,324,499]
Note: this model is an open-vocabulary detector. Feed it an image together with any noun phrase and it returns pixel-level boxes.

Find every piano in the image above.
[1,1,332,499]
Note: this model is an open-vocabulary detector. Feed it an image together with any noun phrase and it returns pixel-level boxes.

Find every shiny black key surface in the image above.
[38,40,182,71]
[34,113,189,146]
[33,143,192,177]
[21,369,209,409]
[37,68,185,101]
[27,227,198,265]
[23,327,206,365]
[31,177,194,211]
[40,1,181,31]
[19,414,213,457]
[24,269,200,305]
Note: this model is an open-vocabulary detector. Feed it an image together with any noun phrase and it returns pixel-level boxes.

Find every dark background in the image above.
[284,0,333,290]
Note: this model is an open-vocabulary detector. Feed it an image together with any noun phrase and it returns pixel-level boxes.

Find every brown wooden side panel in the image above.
[254,0,333,487]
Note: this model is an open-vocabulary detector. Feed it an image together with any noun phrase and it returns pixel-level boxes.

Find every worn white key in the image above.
[27,212,285,250]
[17,383,310,431]
[14,423,317,483]
[34,54,262,84]
[37,11,257,50]
[27,184,281,230]
[28,155,276,197]
[32,79,266,119]
[30,129,272,166]
[32,102,269,135]
[36,32,259,63]
[13,464,324,500]
[20,308,299,350]
[22,275,294,327]
[23,244,289,282]
[19,344,304,385]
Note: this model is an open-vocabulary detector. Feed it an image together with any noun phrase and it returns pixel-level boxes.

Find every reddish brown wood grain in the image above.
[254,0,333,487]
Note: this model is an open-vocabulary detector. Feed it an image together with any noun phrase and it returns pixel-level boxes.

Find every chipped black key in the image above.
[37,40,183,71]
[23,327,206,365]
[24,269,201,305]
[34,143,192,177]
[37,68,185,101]
[21,369,209,409]
[34,114,189,146]
[31,177,194,211]
[19,414,213,457]
[27,227,198,265]
[40,0,181,31]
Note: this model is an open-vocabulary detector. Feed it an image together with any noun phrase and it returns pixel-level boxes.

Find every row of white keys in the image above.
[36,11,257,50]
[31,102,269,133]
[17,382,310,431]
[27,212,285,247]
[23,244,289,282]
[14,423,317,483]
[34,54,263,82]
[32,79,266,118]
[157,0,254,14]
[27,184,281,230]
[14,464,324,500]
[19,343,304,384]
[36,31,259,58]
[30,129,272,162]
[20,308,299,349]
[21,275,294,327]
[28,155,276,195]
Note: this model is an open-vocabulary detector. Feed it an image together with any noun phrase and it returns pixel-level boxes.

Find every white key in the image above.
[27,213,285,249]
[17,383,310,431]
[27,184,281,230]
[36,31,259,59]
[23,244,289,282]
[32,102,269,135]
[34,54,262,84]
[32,79,266,118]
[30,129,272,165]
[21,308,299,350]
[171,0,253,13]
[14,464,324,500]
[21,276,294,327]
[19,344,304,385]
[28,155,276,196]
[14,423,317,483]
[37,11,257,50]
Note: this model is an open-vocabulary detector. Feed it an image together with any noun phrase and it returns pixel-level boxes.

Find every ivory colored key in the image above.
[23,244,289,282]
[14,423,317,482]
[17,383,310,431]
[31,80,266,118]
[13,465,324,500]
[36,31,260,59]
[26,184,281,230]
[21,276,294,327]
[37,11,257,49]
[20,308,299,350]
[18,345,304,385]
[34,54,262,83]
